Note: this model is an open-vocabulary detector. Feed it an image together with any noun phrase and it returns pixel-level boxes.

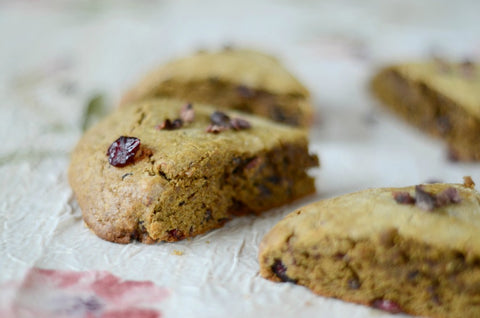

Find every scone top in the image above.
[261,180,480,256]
[123,49,310,102]
[387,61,480,119]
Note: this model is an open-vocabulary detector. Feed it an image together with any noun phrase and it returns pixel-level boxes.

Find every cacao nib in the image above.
[371,299,403,314]
[167,229,185,240]
[180,103,195,123]
[348,278,361,290]
[205,124,228,133]
[210,111,231,127]
[271,260,297,283]
[156,118,183,130]
[231,117,251,130]
[393,191,415,205]
[236,85,256,98]
[436,187,461,206]
[415,185,437,211]
[107,136,141,167]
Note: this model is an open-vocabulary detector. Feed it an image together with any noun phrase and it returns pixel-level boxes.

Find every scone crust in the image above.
[69,98,318,243]
[121,49,314,126]
[371,61,480,160]
[259,182,480,318]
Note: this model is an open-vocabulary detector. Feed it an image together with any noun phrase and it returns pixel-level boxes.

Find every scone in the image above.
[120,49,314,126]
[371,60,480,161]
[69,98,319,244]
[259,177,480,318]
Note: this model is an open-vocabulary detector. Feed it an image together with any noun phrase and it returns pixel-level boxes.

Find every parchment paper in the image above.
[2,1,480,317]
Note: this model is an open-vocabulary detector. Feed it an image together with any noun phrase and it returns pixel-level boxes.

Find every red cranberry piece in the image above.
[371,299,403,314]
[271,259,297,283]
[107,136,141,167]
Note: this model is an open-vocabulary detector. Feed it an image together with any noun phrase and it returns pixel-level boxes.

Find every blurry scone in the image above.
[371,60,480,161]
[259,178,480,318]
[121,49,314,126]
[69,98,319,244]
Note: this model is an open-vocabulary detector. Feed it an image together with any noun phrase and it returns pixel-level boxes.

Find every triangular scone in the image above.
[121,49,314,126]
[259,178,480,318]
[371,60,480,161]
[69,98,319,244]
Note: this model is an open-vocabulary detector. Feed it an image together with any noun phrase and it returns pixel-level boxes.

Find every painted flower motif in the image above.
[0,268,168,318]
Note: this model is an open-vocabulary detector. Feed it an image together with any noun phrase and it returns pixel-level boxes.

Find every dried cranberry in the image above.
[271,260,297,283]
[210,111,231,127]
[107,136,141,167]
[371,299,403,314]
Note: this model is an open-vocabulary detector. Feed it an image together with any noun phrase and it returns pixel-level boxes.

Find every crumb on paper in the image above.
[172,250,184,256]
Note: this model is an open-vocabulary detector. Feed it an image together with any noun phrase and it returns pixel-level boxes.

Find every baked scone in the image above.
[69,98,319,244]
[259,178,480,318]
[371,60,480,161]
[120,49,314,126]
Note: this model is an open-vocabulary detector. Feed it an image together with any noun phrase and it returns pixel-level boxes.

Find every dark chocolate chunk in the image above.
[107,136,141,167]
[271,259,297,283]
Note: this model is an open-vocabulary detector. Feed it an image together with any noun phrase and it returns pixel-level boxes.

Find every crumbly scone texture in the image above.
[371,61,480,161]
[259,181,480,318]
[121,49,314,126]
[68,98,319,244]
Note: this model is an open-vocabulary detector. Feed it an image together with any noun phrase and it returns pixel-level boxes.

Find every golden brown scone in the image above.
[371,60,480,161]
[121,49,314,126]
[259,178,480,318]
[69,98,319,244]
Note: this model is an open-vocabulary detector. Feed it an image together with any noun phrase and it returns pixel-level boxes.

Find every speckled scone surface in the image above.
[121,49,314,126]
[259,179,480,318]
[371,60,480,160]
[68,98,319,244]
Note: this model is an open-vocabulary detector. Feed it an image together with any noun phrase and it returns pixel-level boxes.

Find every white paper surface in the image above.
[2,1,480,317]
